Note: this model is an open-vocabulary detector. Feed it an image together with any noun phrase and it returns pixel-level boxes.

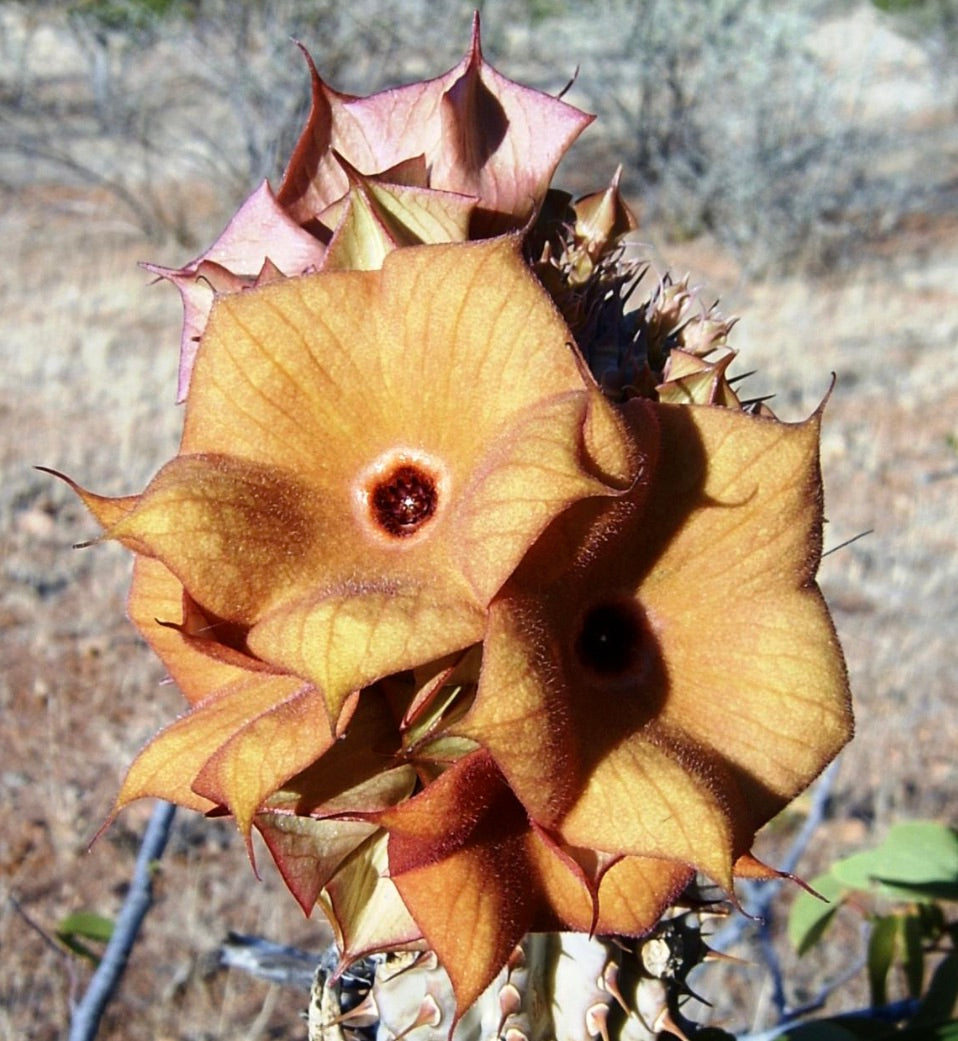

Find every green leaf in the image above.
[56,911,114,963]
[788,872,847,956]
[911,951,958,1029]
[866,914,899,1006]
[901,910,926,999]
[870,878,958,903]
[57,911,114,943]
[831,823,958,900]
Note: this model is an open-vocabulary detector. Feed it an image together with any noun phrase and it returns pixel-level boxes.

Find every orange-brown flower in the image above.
[456,397,852,895]
[70,235,634,842]
[241,394,851,1011]
[370,748,692,1011]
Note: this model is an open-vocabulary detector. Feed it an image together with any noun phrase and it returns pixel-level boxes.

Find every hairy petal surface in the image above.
[376,751,539,1012]
[277,18,591,235]
[127,556,259,706]
[639,403,852,826]
[114,674,335,840]
[460,398,852,889]
[103,237,632,724]
[375,750,694,1014]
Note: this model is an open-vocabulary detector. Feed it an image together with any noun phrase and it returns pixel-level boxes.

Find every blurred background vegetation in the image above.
[2,0,956,269]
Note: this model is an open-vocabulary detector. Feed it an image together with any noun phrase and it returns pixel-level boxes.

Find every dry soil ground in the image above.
[1,8,956,1041]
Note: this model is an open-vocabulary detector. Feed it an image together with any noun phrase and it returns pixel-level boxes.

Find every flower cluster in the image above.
[63,17,852,1014]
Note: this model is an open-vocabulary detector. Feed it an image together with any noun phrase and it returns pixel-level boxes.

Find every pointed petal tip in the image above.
[36,465,140,533]
[330,148,361,182]
[734,851,827,902]
[814,372,838,417]
[87,808,119,852]
[469,10,482,61]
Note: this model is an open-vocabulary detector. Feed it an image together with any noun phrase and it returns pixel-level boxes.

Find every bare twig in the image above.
[709,759,843,1022]
[218,932,326,990]
[738,995,918,1041]
[8,894,73,962]
[8,893,85,1011]
[67,800,176,1041]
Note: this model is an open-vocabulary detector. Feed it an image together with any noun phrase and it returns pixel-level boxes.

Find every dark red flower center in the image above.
[370,464,439,537]
[575,600,651,679]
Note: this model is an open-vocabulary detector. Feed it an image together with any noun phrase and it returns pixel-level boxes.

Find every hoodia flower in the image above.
[456,397,852,898]
[250,653,694,1012]
[276,15,592,236]
[66,235,634,837]
[148,15,592,400]
[368,748,694,1012]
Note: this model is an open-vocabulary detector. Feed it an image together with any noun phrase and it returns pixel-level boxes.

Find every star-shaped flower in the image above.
[50,17,856,1029]
[65,236,634,841]
[276,14,592,237]
[457,397,852,893]
[151,16,593,400]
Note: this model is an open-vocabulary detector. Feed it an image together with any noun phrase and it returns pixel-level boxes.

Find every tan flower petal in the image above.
[190,682,335,838]
[592,855,695,936]
[143,181,326,400]
[257,760,416,917]
[115,674,333,836]
[526,829,692,937]
[263,684,412,814]
[127,556,252,706]
[252,680,417,912]
[460,595,737,884]
[375,749,694,1011]
[556,730,738,889]
[454,388,634,603]
[248,587,485,729]
[106,454,316,625]
[319,831,423,965]
[182,236,598,474]
[376,751,538,1013]
[37,468,138,531]
[641,402,852,826]
[256,811,381,916]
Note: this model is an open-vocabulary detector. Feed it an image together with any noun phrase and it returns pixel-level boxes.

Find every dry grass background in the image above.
[1,3,956,1039]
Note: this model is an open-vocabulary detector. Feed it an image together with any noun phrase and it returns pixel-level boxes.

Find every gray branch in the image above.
[218,932,327,990]
[68,800,176,1041]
